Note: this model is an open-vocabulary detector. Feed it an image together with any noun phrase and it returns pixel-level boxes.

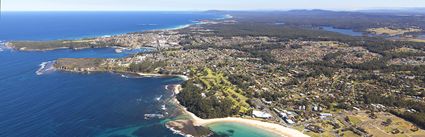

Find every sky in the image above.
[2,0,425,11]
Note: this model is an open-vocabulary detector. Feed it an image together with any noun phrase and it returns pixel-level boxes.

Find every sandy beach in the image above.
[136,73,189,81]
[168,85,309,137]
[185,106,308,137]
[136,72,167,77]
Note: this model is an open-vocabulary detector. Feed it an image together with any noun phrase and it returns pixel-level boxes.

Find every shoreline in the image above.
[5,23,192,52]
[47,68,305,137]
[136,73,189,81]
[5,13,230,52]
[27,12,307,136]
[167,85,309,137]
[4,11,233,52]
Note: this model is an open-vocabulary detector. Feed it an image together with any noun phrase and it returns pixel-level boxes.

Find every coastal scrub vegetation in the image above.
[50,10,425,136]
[128,61,166,73]
[8,40,114,51]
[177,68,251,118]
[227,10,425,32]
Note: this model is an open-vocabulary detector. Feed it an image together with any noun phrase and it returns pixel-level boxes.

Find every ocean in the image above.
[0,11,219,41]
[0,12,277,137]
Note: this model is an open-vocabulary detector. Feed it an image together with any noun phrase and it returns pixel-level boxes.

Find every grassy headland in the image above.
[7,39,114,51]
[177,67,251,118]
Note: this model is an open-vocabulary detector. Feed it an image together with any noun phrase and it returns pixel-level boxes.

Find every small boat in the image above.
[161,105,167,110]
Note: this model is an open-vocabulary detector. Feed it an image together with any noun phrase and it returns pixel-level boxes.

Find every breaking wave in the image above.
[155,95,163,101]
[120,73,144,79]
[0,42,9,52]
[165,124,194,137]
[36,61,56,75]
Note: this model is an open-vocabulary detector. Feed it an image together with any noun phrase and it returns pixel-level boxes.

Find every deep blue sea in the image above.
[0,12,223,137]
[0,11,221,41]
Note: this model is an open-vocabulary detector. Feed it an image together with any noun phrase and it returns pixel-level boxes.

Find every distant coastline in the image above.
[5,13,231,52]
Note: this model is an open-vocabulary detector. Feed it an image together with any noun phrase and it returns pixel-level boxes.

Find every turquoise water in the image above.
[208,122,280,137]
[0,12,222,137]
[322,26,363,36]
[0,11,281,137]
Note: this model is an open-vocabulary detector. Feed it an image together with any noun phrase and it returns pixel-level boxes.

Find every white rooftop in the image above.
[252,110,272,118]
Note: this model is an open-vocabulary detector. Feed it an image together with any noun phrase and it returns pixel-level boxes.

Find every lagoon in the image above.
[322,26,363,36]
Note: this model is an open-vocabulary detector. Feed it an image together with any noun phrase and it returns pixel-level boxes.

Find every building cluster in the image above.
[95,30,184,50]
[54,20,425,136]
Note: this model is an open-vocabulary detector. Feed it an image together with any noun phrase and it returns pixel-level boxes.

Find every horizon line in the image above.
[2,7,425,12]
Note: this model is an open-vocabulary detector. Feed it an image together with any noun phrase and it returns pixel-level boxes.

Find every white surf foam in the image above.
[36,61,56,75]
[0,42,7,52]
[155,95,163,101]
[119,74,144,79]
[121,74,132,78]
[101,35,112,38]
[165,124,194,137]
[163,24,191,31]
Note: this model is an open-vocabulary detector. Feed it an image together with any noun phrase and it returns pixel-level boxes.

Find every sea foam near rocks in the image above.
[165,124,194,137]
[0,41,9,52]
[36,61,56,75]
